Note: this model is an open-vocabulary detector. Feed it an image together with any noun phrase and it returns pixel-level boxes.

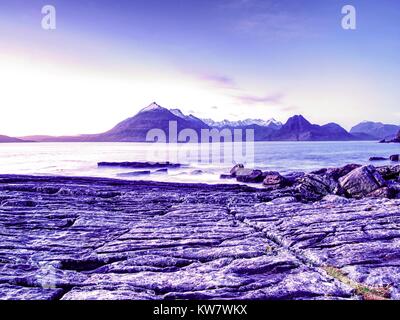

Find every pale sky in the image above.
[0,0,399,136]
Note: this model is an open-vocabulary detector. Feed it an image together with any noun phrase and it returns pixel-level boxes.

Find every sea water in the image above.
[0,141,398,184]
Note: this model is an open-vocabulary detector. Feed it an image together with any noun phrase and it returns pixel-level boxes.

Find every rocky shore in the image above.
[0,171,400,300]
[221,163,400,201]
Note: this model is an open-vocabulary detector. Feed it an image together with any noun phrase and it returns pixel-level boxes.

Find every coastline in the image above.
[0,174,399,300]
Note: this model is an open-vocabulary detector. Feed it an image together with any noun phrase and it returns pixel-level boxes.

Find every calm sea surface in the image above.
[0,142,399,184]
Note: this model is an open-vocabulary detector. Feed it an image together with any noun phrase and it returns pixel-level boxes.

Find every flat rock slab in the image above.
[234,198,400,299]
[0,175,398,300]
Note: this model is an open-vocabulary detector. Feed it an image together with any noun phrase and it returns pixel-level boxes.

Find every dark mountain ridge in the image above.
[270,115,356,141]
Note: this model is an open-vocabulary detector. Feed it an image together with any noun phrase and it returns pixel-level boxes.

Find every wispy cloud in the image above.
[198,73,237,89]
[280,105,299,112]
[186,69,292,112]
[234,92,284,105]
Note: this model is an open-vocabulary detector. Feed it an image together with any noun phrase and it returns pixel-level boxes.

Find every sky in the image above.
[0,0,399,136]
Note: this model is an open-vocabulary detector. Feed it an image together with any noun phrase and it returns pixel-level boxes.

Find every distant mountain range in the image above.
[349,121,400,140]
[0,135,27,143]
[2,102,398,142]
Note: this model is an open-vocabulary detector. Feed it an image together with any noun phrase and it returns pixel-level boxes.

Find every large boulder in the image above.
[339,165,386,198]
[309,164,361,181]
[236,169,264,183]
[263,172,290,190]
[296,174,337,201]
[325,164,361,181]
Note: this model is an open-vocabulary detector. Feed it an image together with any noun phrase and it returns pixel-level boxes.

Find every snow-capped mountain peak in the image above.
[139,102,165,113]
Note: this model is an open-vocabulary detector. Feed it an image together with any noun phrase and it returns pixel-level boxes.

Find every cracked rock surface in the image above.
[0,175,399,300]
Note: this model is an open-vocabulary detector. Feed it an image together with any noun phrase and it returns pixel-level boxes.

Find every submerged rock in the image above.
[155,168,168,173]
[98,161,182,169]
[117,171,151,177]
[390,155,400,162]
[220,174,234,179]
[369,157,388,161]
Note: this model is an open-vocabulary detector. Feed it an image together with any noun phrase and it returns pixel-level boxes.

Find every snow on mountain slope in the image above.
[202,118,282,129]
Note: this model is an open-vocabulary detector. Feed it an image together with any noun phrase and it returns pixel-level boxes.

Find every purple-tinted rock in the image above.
[376,165,400,180]
[390,155,400,162]
[282,172,305,184]
[236,169,264,183]
[310,168,328,175]
[270,196,298,205]
[1,173,399,300]
[263,172,289,190]
[234,197,400,300]
[339,165,386,198]
[325,164,361,181]
[367,187,396,199]
[155,168,168,173]
[220,174,234,179]
[321,194,350,204]
[98,161,182,168]
[296,174,336,201]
